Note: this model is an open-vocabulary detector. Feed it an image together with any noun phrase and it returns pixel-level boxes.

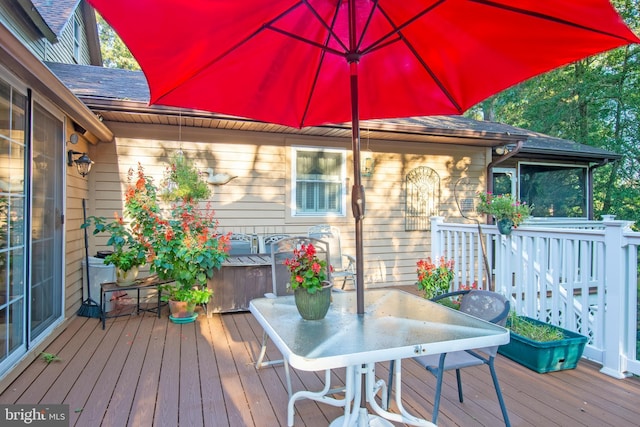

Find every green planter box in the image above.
[498,316,588,373]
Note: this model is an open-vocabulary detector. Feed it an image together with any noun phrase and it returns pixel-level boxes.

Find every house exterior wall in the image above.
[86,122,489,288]
[44,8,92,64]
[0,3,48,59]
[65,119,92,316]
[0,3,94,65]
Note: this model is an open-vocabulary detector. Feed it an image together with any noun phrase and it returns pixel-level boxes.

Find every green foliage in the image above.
[507,313,565,342]
[159,283,212,304]
[416,257,454,299]
[283,243,329,294]
[82,215,147,272]
[476,193,532,227]
[159,153,210,202]
[96,14,140,70]
[40,352,61,364]
[85,162,229,304]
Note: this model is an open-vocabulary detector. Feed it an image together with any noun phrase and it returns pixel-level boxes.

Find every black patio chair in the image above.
[387,289,511,426]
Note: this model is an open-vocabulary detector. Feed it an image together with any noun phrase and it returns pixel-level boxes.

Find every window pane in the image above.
[520,164,587,217]
[294,149,344,215]
[493,173,514,196]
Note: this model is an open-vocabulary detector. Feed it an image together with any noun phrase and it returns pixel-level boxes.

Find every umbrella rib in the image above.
[373,3,464,113]
[298,1,343,127]
[300,0,349,53]
[154,2,307,102]
[471,0,639,41]
[266,1,349,60]
[266,26,345,58]
[354,0,380,53]
[361,0,446,55]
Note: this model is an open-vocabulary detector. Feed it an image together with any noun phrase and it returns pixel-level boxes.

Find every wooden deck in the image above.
[2,299,640,426]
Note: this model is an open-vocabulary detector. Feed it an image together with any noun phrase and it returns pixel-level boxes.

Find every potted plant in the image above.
[416,256,454,299]
[159,153,211,202]
[126,163,229,322]
[498,312,588,373]
[284,243,332,320]
[84,160,229,322]
[476,192,532,234]
[83,213,147,286]
[158,282,213,320]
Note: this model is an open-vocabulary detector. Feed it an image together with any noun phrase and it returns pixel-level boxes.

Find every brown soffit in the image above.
[81,98,524,148]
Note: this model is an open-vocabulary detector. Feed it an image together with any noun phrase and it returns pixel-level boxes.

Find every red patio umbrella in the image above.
[88,0,639,315]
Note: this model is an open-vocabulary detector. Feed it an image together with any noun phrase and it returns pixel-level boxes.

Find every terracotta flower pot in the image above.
[294,282,332,320]
[168,300,196,318]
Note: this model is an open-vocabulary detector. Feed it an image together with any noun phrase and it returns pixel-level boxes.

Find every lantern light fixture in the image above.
[67,150,93,177]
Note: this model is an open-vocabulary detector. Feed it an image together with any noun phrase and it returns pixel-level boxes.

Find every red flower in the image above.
[283,243,328,293]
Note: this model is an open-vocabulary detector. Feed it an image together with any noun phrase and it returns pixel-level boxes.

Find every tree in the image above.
[96,14,140,70]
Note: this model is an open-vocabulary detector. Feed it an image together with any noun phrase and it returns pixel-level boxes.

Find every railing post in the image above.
[600,218,629,378]
[430,216,445,259]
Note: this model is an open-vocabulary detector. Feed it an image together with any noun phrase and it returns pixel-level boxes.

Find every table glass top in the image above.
[250,289,509,370]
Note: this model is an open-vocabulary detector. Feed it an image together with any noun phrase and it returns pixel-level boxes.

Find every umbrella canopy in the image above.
[88,0,639,313]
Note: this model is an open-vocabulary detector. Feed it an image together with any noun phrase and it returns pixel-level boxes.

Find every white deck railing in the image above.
[431,216,639,379]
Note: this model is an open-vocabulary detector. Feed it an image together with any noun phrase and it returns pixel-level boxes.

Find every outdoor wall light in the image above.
[495,145,513,156]
[67,150,93,177]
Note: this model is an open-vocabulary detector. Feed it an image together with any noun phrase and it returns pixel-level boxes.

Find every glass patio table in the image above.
[249,289,509,427]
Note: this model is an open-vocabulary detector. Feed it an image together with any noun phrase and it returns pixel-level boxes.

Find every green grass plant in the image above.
[507,312,564,342]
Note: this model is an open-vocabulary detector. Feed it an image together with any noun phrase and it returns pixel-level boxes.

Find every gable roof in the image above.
[32,0,79,36]
[45,62,621,162]
[15,1,101,65]
[17,0,79,42]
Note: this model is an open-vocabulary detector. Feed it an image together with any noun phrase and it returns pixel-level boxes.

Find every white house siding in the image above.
[87,122,489,288]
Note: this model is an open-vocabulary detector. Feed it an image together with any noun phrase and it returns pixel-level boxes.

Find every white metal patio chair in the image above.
[387,289,512,426]
[227,232,255,255]
[258,233,290,255]
[308,224,356,289]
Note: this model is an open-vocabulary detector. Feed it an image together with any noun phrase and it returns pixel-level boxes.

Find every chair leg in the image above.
[488,357,511,427]
[431,353,447,424]
[455,368,464,402]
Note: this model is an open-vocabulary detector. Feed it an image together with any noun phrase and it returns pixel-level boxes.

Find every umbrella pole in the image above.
[347,2,372,423]
[350,65,365,316]
[348,1,365,318]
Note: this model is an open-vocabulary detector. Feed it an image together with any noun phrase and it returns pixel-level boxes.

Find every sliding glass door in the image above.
[0,73,64,377]
[30,102,64,338]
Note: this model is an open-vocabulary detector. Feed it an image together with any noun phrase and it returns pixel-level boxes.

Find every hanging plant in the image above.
[159,152,211,202]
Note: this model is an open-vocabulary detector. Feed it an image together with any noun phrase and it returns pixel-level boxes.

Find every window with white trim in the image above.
[73,18,81,62]
[292,147,346,216]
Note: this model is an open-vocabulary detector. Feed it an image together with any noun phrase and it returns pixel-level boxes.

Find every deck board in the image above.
[2,303,640,427]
